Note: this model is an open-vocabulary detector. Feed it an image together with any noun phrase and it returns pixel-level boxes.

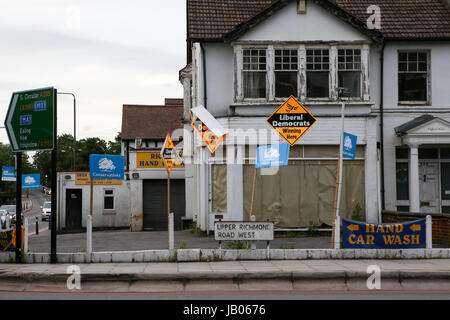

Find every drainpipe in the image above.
[200,43,207,109]
[379,41,386,210]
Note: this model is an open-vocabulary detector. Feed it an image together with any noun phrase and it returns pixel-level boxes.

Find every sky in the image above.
[0,0,186,146]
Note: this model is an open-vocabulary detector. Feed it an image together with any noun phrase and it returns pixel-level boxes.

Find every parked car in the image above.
[0,205,17,225]
[41,201,51,221]
[0,209,8,229]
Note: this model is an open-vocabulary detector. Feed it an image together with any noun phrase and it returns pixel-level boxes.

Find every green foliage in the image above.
[351,202,364,221]
[307,221,319,236]
[179,242,187,249]
[190,220,204,237]
[227,241,246,249]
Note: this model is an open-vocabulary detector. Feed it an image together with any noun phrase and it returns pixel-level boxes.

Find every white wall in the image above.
[57,172,131,231]
[238,1,369,42]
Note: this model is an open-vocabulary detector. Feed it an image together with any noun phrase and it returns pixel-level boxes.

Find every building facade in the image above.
[180,0,450,231]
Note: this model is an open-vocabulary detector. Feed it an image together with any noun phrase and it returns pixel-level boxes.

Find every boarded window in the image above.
[212,164,227,212]
[243,160,365,227]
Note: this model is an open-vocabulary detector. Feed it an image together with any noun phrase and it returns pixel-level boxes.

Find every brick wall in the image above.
[382,211,450,245]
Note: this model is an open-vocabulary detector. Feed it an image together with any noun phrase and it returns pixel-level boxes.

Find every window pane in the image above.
[396,147,409,159]
[104,196,114,210]
[440,148,450,159]
[338,71,361,97]
[396,162,409,200]
[244,71,266,98]
[105,190,113,195]
[419,148,438,159]
[398,73,427,101]
[275,71,297,97]
[307,71,329,98]
[441,163,450,200]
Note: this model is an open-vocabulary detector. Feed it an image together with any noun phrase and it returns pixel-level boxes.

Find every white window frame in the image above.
[234,43,370,103]
[397,50,431,105]
[103,188,115,213]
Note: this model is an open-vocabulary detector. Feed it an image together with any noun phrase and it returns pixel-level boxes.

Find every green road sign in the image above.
[4,87,55,152]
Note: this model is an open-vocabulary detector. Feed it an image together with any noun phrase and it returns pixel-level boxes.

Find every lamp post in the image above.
[57,92,77,170]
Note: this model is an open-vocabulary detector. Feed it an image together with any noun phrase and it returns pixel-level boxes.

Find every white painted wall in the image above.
[57,172,131,231]
[238,1,369,42]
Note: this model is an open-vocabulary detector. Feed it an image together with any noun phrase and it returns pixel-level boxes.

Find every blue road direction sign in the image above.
[342,132,357,159]
[2,166,16,181]
[255,144,290,168]
[22,174,40,189]
[89,154,124,180]
[342,218,426,249]
[4,87,55,152]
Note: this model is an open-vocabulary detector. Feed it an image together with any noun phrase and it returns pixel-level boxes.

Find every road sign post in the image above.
[161,134,175,250]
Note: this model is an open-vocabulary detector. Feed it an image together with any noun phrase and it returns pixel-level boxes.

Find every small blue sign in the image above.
[342,218,426,249]
[19,115,32,126]
[34,100,47,111]
[22,174,40,189]
[90,154,124,180]
[2,166,16,181]
[342,132,357,159]
[255,144,290,168]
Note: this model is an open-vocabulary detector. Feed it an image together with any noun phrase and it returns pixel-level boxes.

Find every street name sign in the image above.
[266,95,317,146]
[342,218,426,249]
[214,221,274,241]
[4,87,55,152]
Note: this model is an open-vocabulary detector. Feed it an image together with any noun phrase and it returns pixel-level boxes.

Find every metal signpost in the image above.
[161,134,175,250]
[4,87,56,263]
[88,154,124,254]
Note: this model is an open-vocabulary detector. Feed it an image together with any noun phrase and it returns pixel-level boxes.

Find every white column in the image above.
[409,144,420,212]
[365,117,379,223]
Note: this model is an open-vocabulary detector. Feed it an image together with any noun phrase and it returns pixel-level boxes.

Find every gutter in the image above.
[200,43,207,109]
[379,40,386,210]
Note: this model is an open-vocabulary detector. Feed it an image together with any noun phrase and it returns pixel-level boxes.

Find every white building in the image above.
[180,0,450,231]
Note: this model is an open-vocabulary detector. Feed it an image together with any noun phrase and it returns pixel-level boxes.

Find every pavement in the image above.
[0,259,450,293]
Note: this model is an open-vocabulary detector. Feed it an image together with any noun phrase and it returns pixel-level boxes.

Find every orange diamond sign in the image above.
[161,133,175,173]
[191,117,225,153]
[266,95,317,146]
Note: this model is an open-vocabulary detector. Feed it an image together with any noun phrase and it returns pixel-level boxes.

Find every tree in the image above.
[107,132,121,155]
[0,143,16,204]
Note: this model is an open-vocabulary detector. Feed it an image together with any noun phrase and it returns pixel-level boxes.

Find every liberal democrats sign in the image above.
[343,219,426,249]
[89,154,124,180]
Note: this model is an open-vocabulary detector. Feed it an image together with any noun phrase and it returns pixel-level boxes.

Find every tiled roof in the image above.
[121,102,183,140]
[187,0,450,40]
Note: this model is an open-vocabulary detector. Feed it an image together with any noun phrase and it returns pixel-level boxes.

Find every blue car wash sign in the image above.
[342,132,357,159]
[89,154,124,180]
[2,166,16,181]
[343,219,426,249]
[22,174,40,189]
[255,144,290,168]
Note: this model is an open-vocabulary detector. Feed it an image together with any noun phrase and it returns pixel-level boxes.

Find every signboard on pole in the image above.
[255,144,290,168]
[266,95,317,146]
[1,166,16,181]
[160,134,175,173]
[342,219,426,249]
[4,87,55,152]
[191,105,227,153]
[89,154,124,180]
[22,174,40,189]
[214,221,274,241]
[343,132,357,159]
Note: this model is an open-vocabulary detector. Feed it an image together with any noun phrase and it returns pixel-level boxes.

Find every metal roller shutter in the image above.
[143,179,185,230]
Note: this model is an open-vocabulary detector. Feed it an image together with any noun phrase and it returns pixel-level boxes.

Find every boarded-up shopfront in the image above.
[211,145,366,228]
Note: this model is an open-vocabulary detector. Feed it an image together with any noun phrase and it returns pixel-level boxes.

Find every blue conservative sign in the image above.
[255,144,290,168]
[342,218,426,249]
[22,174,40,189]
[89,154,124,180]
[2,166,16,181]
[342,132,357,159]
